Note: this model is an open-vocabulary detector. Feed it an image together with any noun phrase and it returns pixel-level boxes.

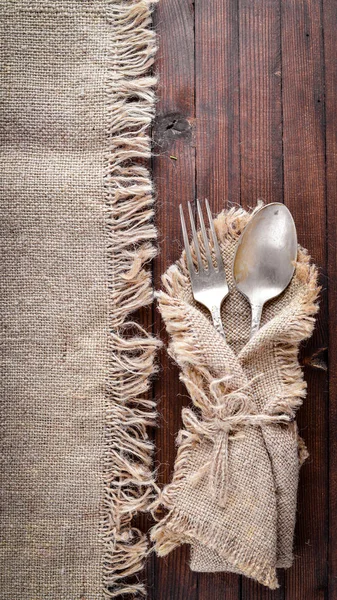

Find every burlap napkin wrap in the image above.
[151,207,319,589]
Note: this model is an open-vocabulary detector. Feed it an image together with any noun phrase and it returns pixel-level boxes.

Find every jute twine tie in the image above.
[181,376,294,507]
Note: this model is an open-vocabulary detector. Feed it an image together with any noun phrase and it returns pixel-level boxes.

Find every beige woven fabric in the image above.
[1,1,158,598]
[151,207,319,589]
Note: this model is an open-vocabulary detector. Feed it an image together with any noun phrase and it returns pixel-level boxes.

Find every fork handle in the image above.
[210,305,226,340]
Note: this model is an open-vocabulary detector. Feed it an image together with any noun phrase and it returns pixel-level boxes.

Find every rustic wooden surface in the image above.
[145,0,335,598]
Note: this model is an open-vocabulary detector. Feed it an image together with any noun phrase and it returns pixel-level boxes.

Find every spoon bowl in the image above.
[233,203,298,338]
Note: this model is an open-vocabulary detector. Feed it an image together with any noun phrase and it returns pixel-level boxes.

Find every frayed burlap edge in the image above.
[151,206,319,589]
[102,2,160,597]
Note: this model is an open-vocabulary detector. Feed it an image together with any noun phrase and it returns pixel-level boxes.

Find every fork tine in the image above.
[188,201,204,273]
[179,204,195,278]
[197,199,213,270]
[205,199,224,271]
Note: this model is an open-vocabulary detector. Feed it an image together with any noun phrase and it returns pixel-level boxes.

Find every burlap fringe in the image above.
[151,207,320,587]
[102,2,160,597]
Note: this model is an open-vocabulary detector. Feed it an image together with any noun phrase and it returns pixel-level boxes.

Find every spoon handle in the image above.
[250,303,263,338]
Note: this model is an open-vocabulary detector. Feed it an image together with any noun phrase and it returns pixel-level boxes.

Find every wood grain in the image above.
[281,1,328,597]
[147,0,335,597]
[195,0,240,209]
[323,0,337,597]
[150,1,197,598]
[239,0,283,209]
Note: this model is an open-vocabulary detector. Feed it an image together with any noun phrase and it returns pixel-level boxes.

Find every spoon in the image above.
[233,203,298,338]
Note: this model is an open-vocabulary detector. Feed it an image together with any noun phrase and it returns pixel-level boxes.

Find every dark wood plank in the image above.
[281,1,328,598]
[151,1,197,599]
[239,0,283,209]
[196,572,241,600]
[238,2,284,596]
[194,1,241,597]
[323,0,337,597]
[195,0,240,208]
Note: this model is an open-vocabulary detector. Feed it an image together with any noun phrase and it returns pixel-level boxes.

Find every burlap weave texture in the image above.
[1,1,158,598]
[152,207,319,589]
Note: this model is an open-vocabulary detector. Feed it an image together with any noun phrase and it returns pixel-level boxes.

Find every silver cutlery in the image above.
[179,200,229,339]
[233,202,297,338]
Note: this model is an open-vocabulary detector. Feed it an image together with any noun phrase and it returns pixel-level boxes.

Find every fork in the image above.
[179,199,229,339]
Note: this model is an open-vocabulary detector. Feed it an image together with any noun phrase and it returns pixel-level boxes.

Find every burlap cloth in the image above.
[1,1,158,598]
[151,206,319,589]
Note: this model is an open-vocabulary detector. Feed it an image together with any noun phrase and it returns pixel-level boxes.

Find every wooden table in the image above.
[143,1,336,598]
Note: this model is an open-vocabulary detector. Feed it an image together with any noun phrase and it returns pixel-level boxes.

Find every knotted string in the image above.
[181,374,294,508]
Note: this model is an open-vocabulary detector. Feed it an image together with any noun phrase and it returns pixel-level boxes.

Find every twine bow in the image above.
[181,374,294,508]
